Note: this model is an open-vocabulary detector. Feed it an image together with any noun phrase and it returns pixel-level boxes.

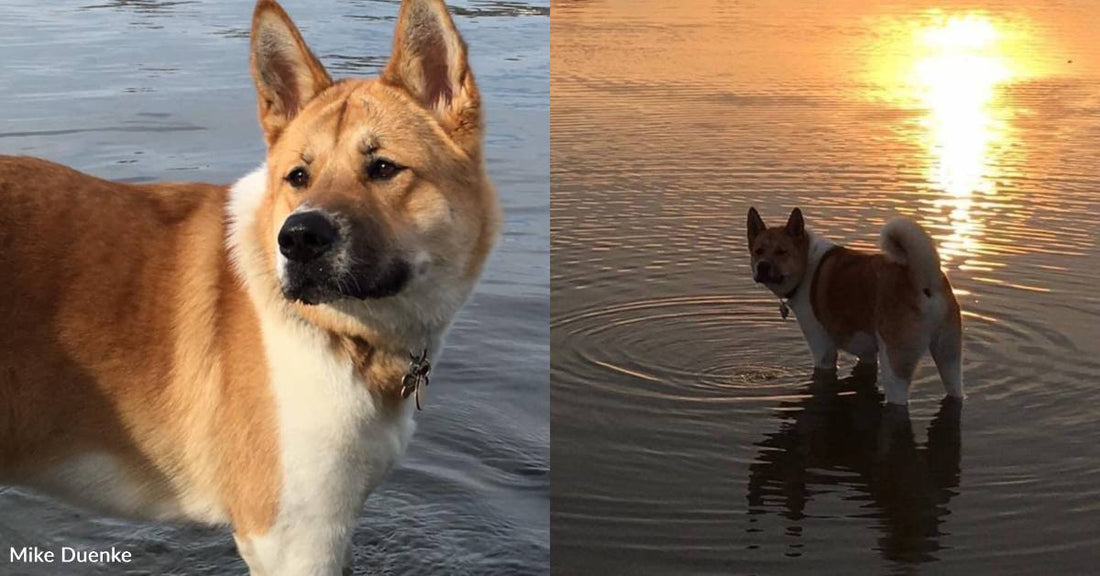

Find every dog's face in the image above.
[247,0,498,311]
[746,207,810,297]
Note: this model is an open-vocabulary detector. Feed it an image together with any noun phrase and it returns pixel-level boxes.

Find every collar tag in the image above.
[400,349,432,410]
[778,300,790,320]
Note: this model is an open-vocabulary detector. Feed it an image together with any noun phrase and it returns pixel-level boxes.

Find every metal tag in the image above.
[400,349,432,410]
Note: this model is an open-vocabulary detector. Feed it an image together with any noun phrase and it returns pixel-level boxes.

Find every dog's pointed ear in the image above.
[250,0,333,146]
[383,0,480,153]
[785,208,805,237]
[748,207,767,243]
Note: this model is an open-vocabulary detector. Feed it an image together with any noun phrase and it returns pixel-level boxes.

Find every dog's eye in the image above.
[366,158,403,181]
[285,167,310,189]
[775,248,788,256]
[754,248,765,256]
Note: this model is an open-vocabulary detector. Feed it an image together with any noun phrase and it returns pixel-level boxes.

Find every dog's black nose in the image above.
[754,261,771,282]
[278,211,338,262]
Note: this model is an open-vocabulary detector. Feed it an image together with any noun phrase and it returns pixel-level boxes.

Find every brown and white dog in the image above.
[746,208,962,406]
[0,1,499,574]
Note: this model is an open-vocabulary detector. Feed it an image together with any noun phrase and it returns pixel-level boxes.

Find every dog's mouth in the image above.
[753,269,785,286]
[282,259,411,305]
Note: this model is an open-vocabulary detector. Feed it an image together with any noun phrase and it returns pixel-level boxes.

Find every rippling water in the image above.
[551,1,1100,574]
[0,1,548,574]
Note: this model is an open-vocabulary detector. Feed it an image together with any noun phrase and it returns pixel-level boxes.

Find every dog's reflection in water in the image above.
[746,364,962,563]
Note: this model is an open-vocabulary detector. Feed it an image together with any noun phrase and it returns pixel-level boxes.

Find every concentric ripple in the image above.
[554,295,807,407]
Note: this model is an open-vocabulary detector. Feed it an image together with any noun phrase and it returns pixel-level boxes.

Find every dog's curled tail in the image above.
[880,218,942,295]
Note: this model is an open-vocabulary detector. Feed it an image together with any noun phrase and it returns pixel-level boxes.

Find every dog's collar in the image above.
[774,274,801,319]
[775,236,837,319]
[400,348,432,410]
[336,336,434,410]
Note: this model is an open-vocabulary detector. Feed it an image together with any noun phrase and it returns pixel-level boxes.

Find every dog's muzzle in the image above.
[753,261,784,285]
[277,210,411,304]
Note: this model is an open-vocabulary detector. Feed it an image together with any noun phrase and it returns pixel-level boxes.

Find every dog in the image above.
[0,1,500,574]
[746,207,962,406]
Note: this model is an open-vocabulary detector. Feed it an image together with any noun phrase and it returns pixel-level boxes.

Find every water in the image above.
[551,1,1100,574]
[0,1,548,574]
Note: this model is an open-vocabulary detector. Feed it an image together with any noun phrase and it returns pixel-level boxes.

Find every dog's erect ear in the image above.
[250,0,333,145]
[747,207,767,243]
[383,0,481,152]
[785,208,805,237]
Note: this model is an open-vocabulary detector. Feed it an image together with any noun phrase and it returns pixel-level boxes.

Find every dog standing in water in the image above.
[746,208,962,406]
[0,1,500,574]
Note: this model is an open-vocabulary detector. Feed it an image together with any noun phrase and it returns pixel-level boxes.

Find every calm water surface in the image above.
[0,1,548,574]
[552,1,1099,574]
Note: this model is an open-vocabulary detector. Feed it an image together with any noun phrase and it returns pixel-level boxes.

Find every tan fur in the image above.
[810,247,890,350]
[0,0,499,556]
[0,157,280,530]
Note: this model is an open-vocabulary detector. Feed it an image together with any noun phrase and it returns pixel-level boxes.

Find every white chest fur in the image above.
[262,305,416,507]
[237,302,416,576]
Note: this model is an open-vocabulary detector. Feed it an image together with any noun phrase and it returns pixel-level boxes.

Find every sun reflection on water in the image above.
[870,13,1036,265]
[914,15,1013,263]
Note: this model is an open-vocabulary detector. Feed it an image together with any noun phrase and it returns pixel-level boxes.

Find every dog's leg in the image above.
[879,341,919,406]
[879,359,912,406]
[234,516,355,576]
[800,323,837,376]
[930,321,963,399]
[813,346,838,372]
[235,534,269,576]
[810,348,838,385]
[810,344,838,384]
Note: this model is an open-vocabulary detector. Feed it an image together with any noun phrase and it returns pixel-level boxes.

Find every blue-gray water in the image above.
[552,1,1100,574]
[0,1,548,574]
